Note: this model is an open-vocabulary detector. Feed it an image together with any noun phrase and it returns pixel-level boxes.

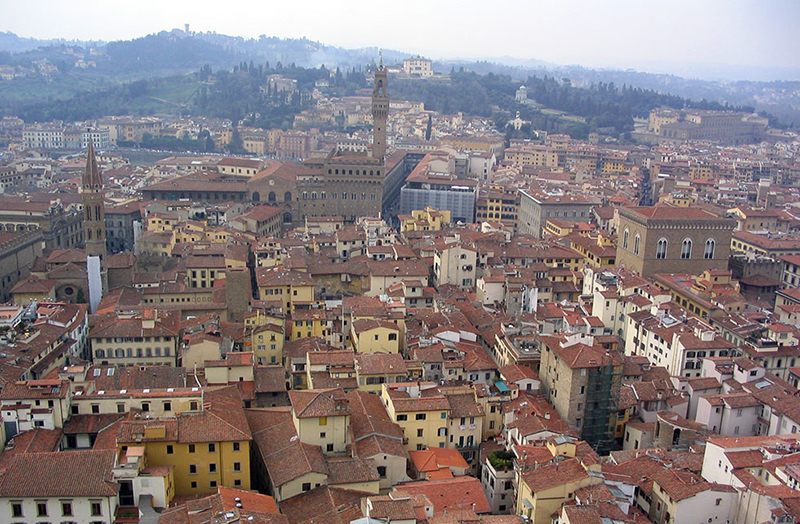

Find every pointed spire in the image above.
[83,142,102,188]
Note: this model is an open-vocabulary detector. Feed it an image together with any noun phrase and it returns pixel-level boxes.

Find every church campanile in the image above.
[82,142,108,297]
[371,54,389,161]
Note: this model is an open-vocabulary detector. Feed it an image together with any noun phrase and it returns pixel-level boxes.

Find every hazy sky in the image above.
[2,0,799,78]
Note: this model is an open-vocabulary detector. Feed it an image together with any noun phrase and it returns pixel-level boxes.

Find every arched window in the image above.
[633,234,641,256]
[704,238,715,259]
[95,349,105,358]
[656,238,667,259]
[268,192,276,202]
[252,192,260,202]
[284,192,292,202]
[681,238,693,259]
[623,228,629,250]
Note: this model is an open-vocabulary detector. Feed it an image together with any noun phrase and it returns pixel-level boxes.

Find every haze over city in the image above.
[2,1,800,524]
[2,0,800,80]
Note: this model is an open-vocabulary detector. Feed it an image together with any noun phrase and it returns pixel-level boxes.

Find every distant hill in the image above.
[0,29,798,126]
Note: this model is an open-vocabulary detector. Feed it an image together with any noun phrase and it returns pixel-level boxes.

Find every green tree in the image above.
[228,127,244,153]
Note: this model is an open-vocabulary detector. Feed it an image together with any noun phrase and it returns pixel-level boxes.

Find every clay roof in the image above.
[394,477,491,514]
[0,449,118,497]
[290,388,351,418]
[278,486,366,524]
[325,455,380,485]
[409,447,469,472]
[520,457,589,492]
[245,408,328,487]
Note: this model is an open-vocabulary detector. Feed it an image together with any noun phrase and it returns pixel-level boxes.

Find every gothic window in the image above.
[704,238,716,259]
[87,229,92,240]
[623,228,629,250]
[681,238,693,259]
[633,234,641,256]
[656,238,667,259]
[95,206,101,221]
[284,192,292,202]
[268,192,276,202]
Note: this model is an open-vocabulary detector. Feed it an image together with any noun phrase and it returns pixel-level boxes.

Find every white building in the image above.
[403,57,433,78]
[0,450,119,524]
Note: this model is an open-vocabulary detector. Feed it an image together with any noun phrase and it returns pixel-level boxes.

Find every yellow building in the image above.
[256,266,316,315]
[515,437,602,524]
[381,383,450,451]
[249,323,284,365]
[568,234,617,268]
[205,352,255,385]
[116,386,252,497]
[291,309,332,341]
[351,319,401,354]
[289,388,351,454]
[399,207,451,233]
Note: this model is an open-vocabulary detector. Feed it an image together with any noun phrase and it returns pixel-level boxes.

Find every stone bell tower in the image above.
[371,53,389,162]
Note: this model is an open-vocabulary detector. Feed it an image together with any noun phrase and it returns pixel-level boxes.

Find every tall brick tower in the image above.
[82,142,108,298]
[371,53,389,161]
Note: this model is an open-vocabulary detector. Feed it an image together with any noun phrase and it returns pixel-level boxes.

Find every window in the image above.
[190,464,198,474]
[416,413,426,420]
[37,501,48,516]
[208,443,216,453]
[189,444,196,453]
[681,238,692,259]
[441,412,447,419]
[11,502,22,517]
[319,416,328,426]
[167,445,174,454]
[327,443,334,452]
[91,501,102,516]
[233,441,241,452]
[417,428,424,437]
[141,402,150,412]
[209,463,217,473]
[320,432,326,439]
[622,228,629,250]
[397,414,408,421]
[388,333,398,341]
[210,480,217,488]
[191,481,197,489]
[117,403,125,413]
[704,238,715,259]
[633,234,641,256]
[234,479,242,487]
[377,466,387,478]
[302,483,311,492]
[91,403,100,414]
[62,501,73,516]
[656,238,667,259]
[234,462,241,472]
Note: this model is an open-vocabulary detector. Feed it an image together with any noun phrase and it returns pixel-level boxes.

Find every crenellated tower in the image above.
[82,142,108,297]
[371,54,389,162]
